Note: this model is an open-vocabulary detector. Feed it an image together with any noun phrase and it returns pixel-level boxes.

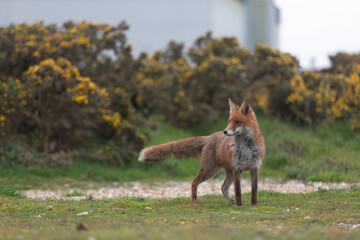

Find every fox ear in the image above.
[228,98,239,114]
[240,100,252,115]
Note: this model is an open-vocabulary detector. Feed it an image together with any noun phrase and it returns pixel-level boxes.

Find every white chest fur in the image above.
[231,127,262,171]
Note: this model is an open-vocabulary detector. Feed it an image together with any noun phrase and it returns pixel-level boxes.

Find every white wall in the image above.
[247,0,279,50]
[210,0,248,47]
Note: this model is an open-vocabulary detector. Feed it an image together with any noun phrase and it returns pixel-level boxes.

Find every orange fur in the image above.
[139,99,265,205]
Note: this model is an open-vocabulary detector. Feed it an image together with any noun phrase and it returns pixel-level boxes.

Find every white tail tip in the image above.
[138,149,146,162]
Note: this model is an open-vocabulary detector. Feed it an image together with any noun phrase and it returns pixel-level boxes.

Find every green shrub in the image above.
[0,142,40,167]
[287,68,360,129]
[0,21,144,166]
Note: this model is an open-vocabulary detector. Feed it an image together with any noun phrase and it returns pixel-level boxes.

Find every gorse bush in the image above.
[0,21,144,166]
[133,43,201,127]
[188,33,250,117]
[0,20,130,79]
[135,32,359,130]
[20,58,116,153]
[0,21,359,168]
[131,32,300,127]
[287,64,360,129]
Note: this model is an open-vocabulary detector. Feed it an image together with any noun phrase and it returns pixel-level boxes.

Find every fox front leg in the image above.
[250,168,259,205]
[233,170,242,206]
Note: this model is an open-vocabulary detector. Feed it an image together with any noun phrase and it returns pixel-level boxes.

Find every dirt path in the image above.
[21,179,358,200]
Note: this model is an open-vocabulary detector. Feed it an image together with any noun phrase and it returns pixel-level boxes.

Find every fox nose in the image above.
[223,130,228,135]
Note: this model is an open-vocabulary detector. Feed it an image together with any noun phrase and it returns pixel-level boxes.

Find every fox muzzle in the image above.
[224,129,237,136]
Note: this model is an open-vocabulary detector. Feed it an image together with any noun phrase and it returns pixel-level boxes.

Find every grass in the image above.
[1,188,360,239]
[0,115,359,193]
[1,116,360,239]
[0,186,23,198]
[260,115,360,182]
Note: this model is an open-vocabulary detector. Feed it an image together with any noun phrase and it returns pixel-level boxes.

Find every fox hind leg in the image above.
[191,166,219,202]
[221,169,234,203]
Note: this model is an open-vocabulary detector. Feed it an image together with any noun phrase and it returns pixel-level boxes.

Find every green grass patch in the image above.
[260,116,360,182]
[1,189,360,239]
[112,197,155,208]
[0,186,23,198]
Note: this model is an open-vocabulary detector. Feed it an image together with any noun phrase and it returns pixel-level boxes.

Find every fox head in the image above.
[223,99,254,136]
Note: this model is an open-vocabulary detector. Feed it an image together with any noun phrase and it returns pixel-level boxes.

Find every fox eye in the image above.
[235,121,241,125]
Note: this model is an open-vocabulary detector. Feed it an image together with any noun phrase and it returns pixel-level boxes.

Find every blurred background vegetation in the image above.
[0,21,359,185]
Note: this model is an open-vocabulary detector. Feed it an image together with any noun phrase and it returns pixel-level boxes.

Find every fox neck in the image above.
[233,126,254,141]
[232,127,260,153]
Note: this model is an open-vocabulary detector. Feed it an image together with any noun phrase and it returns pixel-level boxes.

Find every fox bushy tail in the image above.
[138,136,207,162]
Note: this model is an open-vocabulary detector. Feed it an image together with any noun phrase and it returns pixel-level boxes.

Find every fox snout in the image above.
[223,129,237,136]
[223,130,234,136]
[224,125,235,136]
[224,127,246,136]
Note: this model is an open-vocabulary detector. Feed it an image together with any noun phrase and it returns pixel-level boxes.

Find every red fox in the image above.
[138,99,266,206]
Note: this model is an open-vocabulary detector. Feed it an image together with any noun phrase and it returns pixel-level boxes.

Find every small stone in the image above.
[304,216,311,219]
[46,205,53,210]
[77,212,88,216]
[351,224,360,229]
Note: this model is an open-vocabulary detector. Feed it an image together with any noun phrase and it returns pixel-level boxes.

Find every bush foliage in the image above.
[132,32,300,126]
[0,22,359,167]
[287,61,360,129]
[0,21,145,166]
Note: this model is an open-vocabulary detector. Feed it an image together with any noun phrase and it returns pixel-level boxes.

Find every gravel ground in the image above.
[21,179,358,200]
